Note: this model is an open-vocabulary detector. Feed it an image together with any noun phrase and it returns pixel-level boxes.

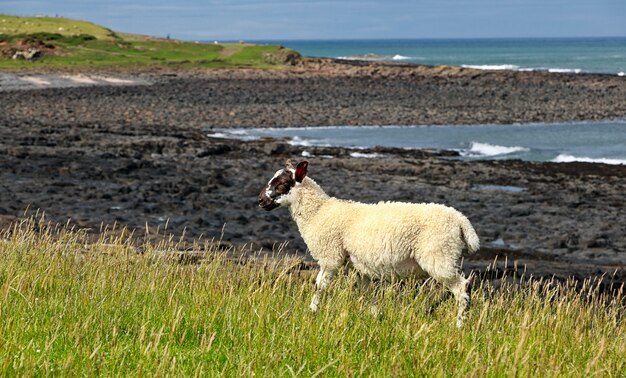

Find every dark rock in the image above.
[510,204,532,217]
[197,144,232,157]
[554,233,580,249]
[263,142,289,155]
[0,66,624,285]
[12,48,43,61]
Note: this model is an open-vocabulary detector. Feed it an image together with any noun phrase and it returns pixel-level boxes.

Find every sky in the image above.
[2,0,626,41]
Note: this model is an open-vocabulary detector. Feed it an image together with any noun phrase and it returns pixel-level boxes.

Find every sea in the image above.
[254,37,626,75]
[209,121,626,165]
[226,38,626,164]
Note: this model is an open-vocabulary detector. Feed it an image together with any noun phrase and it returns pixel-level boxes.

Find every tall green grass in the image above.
[0,217,624,376]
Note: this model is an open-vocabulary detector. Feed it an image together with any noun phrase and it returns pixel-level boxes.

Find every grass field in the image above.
[0,14,299,69]
[0,217,624,376]
[0,14,117,40]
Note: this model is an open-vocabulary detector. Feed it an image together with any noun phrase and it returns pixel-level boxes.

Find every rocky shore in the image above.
[1,60,625,286]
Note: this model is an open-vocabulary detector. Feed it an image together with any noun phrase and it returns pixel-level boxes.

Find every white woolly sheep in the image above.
[258,160,480,327]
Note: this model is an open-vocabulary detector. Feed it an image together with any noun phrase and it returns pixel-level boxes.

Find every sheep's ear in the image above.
[285,159,295,171]
[294,161,308,183]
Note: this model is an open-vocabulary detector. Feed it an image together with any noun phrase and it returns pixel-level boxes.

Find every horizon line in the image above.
[229,36,626,43]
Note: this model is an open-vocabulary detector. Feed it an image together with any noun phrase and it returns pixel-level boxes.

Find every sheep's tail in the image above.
[460,217,480,253]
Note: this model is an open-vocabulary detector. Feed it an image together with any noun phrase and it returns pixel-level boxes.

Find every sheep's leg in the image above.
[416,254,472,328]
[309,267,335,313]
[445,273,472,328]
[356,275,382,316]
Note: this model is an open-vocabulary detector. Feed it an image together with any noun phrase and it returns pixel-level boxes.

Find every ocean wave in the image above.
[288,136,312,146]
[464,142,530,157]
[287,136,332,148]
[337,53,386,61]
[462,65,588,74]
[552,154,626,165]
[206,132,230,139]
[618,72,625,77]
[349,152,384,158]
[207,130,260,141]
[462,64,520,71]
[548,68,583,74]
[337,53,415,62]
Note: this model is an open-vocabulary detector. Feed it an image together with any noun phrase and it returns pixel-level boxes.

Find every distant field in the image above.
[0,218,624,375]
[0,14,299,69]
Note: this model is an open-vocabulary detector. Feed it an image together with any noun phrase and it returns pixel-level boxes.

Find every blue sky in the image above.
[3,0,626,40]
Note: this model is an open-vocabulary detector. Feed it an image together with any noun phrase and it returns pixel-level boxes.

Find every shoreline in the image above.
[1,61,625,285]
[3,58,626,127]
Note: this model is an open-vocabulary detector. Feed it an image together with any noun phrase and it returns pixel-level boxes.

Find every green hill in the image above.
[0,14,117,40]
[0,14,300,69]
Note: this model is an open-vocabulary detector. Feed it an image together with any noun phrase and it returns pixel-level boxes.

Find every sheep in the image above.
[258,159,480,327]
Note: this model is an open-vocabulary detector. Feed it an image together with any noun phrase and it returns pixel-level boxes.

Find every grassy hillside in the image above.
[0,14,117,40]
[0,14,300,69]
[0,218,625,375]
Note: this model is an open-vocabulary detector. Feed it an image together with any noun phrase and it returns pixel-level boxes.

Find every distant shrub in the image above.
[22,32,65,43]
[107,30,121,40]
[62,34,97,45]
[16,33,97,45]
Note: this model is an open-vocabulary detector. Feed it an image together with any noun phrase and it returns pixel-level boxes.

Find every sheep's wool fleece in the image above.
[289,177,479,280]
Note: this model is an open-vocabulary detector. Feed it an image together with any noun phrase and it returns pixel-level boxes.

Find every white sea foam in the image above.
[287,136,332,147]
[301,150,334,159]
[206,131,259,141]
[462,65,588,74]
[548,68,582,74]
[288,136,312,146]
[465,142,529,157]
[552,154,626,165]
[618,72,625,77]
[206,132,230,139]
[349,152,383,158]
[462,64,519,71]
[337,53,413,62]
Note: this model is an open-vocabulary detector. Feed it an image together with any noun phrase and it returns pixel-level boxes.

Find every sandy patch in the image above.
[62,74,97,84]
[19,76,51,86]
[0,73,148,91]
[95,76,136,84]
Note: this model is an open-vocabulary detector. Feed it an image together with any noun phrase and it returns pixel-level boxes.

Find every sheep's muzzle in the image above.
[258,195,279,211]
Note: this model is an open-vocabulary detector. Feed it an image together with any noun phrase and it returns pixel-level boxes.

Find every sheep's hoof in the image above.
[370,305,382,318]
[309,302,319,313]
[456,317,465,328]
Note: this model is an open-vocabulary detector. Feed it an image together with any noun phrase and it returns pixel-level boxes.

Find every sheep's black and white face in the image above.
[258,160,308,211]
